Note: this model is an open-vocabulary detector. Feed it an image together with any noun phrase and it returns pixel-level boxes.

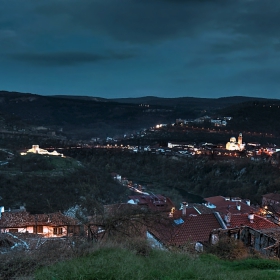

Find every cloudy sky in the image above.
[1,0,280,99]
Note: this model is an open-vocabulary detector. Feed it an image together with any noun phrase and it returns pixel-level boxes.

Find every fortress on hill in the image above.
[21,145,63,157]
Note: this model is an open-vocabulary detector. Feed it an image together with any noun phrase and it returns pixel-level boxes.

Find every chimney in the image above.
[237,204,241,211]
[182,202,188,216]
[248,213,254,223]
[245,199,251,206]
[224,212,231,226]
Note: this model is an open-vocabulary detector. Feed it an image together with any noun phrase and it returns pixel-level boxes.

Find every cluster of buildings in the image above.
[1,192,280,257]
[141,194,280,256]
[175,116,232,127]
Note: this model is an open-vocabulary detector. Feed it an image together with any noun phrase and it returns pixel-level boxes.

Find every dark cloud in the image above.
[30,0,280,49]
[1,0,280,98]
[9,51,135,67]
[33,0,234,43]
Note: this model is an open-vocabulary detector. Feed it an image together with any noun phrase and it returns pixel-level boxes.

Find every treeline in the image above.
[0,154,128,214]
[64,148,280,205]
[219,101,280,137]
[1,148,280,213]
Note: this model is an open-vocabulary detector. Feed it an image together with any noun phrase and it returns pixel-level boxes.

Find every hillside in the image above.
[1,91,279,140]
[218,100,280,136]
[64,148,280,206]
[0,152,128,213]
[2,238,280,279]
[111,95,274,109]
[3,147,280,214]
[35,246,280,280]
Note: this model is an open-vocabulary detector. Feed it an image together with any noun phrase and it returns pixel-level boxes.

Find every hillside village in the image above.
[1,127,280,257]
[1,93,280,278]
[1,187,280,258]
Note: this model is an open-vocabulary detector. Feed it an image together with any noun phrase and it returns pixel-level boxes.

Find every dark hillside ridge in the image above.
[0,91,279,139]
[218,100,280,136]
[111,96,277,109]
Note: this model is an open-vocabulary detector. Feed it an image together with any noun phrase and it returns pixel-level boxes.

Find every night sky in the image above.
[1,0,280,99]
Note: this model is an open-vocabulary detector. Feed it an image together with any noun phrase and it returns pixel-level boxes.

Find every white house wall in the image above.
[1,226,68,237]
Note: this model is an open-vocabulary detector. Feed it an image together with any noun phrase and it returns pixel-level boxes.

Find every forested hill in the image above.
[219,100,280,136]
[0,91,279,139]
[111,95,273,108]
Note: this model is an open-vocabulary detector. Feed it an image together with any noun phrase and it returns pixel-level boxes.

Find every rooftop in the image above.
[262,193,280,202]
[226,214,278,231]
[204,196,256,216]
[0,211,78,228]
[149,213,222,246]
[128,194,174,212]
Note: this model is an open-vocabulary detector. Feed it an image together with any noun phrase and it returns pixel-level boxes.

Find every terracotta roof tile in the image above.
[204,196,256,216]
[149,213,221,246]
[0,211,78,228]
[227,214,278,230]
[190,204,215,214]
[128,194,174,212]
[259,228,280,240]
[262,193,280,202]
[172,208,198,219]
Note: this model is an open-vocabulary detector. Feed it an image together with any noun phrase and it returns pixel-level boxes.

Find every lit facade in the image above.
[226,133,245,151]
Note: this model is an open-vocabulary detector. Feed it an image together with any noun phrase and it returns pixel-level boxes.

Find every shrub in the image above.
[206,237,249,260]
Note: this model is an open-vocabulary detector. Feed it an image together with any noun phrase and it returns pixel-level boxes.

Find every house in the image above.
[210,226,280,258]
[208,210,280,257]
[146,202,226,250]
[222,212,279,230]
[0,208,81,237]
[262,193,280,207]
[147,212,225,250]
[262,204,280,225]
[127,194,174,212]
[204,196,256,216]
[111,172,121,182]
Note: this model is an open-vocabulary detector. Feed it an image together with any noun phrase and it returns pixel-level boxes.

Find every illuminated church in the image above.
[226,133,245,151]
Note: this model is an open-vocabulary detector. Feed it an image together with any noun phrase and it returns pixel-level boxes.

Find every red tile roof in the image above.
[172,208,199,219]
[0,211,78,228]
[262,193,280,202]
[149,213,222,246]
[227,214,278,230]
[190,204,215,214]
[128,194,174,212]
[204,196,256,216]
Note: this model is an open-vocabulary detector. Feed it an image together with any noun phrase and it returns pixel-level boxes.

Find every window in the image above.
[33,226,43,233]
[53,227,63,235]
[68,225,82,235]
[68,226,80,235]
[9,228,18,233]
[37,226,43,233]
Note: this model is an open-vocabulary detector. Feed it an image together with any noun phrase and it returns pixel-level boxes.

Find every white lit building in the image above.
[226,133,245,151]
